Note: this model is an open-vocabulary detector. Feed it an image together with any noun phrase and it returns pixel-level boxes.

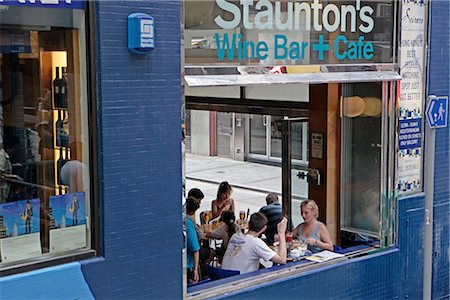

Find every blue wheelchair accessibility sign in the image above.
[426,96,448,128]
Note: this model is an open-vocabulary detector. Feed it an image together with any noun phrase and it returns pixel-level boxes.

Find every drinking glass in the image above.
[239,211,245,221]
[205,211,211,224]
[286,232,293,251]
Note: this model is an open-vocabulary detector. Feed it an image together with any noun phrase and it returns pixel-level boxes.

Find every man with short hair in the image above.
[187,188,204,204]
[221,212,287,274]
[259,193,282,245]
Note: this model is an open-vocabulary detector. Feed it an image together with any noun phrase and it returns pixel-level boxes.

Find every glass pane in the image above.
[270,116,283,158]
[341,83,382,236]
[249,114,266,156]
[290,121,308,229]
[185,0,396,66]
[217,112,232,156]
[0,6,91,267]
[291,122,303,161]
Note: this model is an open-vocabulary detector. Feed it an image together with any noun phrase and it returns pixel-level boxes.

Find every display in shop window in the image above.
[49,192,86,252]
[0,199,42,262]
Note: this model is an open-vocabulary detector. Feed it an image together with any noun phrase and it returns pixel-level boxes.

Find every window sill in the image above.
[187,244,395,299]
[0,249,96,277]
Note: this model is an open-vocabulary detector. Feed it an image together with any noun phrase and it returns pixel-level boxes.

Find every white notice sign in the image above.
[0,233,42,262]
[398,0,427,195]
[50,225,87,253]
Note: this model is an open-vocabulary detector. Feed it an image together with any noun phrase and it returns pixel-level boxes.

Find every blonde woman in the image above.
[292,200,333,253]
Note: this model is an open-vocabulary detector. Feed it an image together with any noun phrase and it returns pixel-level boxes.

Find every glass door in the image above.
[281,118,309,230]
[247,115,308,164]
[248,114,267,158]
[269,116,283,160]
[216,112,233,157]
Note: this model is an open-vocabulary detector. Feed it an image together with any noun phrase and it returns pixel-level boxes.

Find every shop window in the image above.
[0,5,93,271]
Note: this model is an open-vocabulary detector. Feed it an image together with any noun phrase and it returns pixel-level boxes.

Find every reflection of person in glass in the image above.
[60,142,87,193]
[68,194,79,225]
[20,200,33,234]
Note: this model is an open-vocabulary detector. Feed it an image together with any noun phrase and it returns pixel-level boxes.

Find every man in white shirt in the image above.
[221,212,287,274]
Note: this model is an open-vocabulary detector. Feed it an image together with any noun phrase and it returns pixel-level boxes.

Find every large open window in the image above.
[183,81,398,298]
[183,0,399,296]
[0,4,95,274]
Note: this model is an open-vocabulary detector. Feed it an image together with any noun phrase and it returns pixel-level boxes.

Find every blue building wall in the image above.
[79,1,183,299]
[428,0,450,298]
[211,195,425,300]
[1,1,449,300]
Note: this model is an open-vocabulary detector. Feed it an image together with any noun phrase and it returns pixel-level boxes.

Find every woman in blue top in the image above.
[292,200,333,253]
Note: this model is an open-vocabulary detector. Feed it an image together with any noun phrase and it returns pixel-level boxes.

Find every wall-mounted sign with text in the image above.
[185,0,396,66]
[397,0,427,196]
[128,13,155,54]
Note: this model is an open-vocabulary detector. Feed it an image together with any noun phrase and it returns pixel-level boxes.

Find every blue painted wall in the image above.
[0,263,93,300]
[2,1,449,300]
[211,195,425,299]
[80,1,183,299]
[428,0,450,298]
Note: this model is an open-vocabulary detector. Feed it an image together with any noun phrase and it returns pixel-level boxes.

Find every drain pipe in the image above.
[423,0,434,298]
[423,97,434,300]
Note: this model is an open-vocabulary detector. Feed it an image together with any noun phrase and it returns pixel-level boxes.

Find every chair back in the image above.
[206,263,240,280]
[199,210,212,225]
[333,244,342,252]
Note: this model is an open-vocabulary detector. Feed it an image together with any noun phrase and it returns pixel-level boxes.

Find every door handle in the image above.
[296,168,321,186]
[263,115,268,126]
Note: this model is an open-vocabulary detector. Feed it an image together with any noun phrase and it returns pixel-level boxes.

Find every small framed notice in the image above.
[311,132,324,159]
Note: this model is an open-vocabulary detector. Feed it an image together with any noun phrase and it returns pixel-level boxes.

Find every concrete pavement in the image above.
[186,153,306,226]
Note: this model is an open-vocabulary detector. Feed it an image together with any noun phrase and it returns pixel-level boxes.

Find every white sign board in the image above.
[397,0,427,195]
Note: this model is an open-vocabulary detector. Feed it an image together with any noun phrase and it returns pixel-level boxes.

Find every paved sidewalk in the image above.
[186,153,306,225]
[186,153,282,195]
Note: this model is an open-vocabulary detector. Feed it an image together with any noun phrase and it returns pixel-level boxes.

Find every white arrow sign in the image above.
[426,96,448,128]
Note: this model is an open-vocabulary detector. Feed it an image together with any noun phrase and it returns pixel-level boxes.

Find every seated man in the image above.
[188,188,204,204]
[259,193,282,245]
[221,212,287,274]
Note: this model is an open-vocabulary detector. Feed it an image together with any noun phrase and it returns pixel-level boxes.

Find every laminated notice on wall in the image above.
[0,199,42,262]
[49,192,87,253]
[397,0,427,195]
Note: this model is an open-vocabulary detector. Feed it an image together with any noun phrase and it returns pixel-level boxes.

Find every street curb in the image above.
[186,176,307,201]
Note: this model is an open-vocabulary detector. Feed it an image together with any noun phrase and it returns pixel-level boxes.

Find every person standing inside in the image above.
[186,197,200,283]
[221,213,287,274]
[259,193,282,245]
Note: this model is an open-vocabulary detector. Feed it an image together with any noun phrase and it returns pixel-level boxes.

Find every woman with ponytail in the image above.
[205,210,238,262]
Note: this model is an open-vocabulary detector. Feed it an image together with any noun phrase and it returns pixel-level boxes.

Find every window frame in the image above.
[339,81,398,247]
[0,1,100,276]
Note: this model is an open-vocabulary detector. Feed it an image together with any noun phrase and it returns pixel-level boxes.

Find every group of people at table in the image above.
[185,181,334,284]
